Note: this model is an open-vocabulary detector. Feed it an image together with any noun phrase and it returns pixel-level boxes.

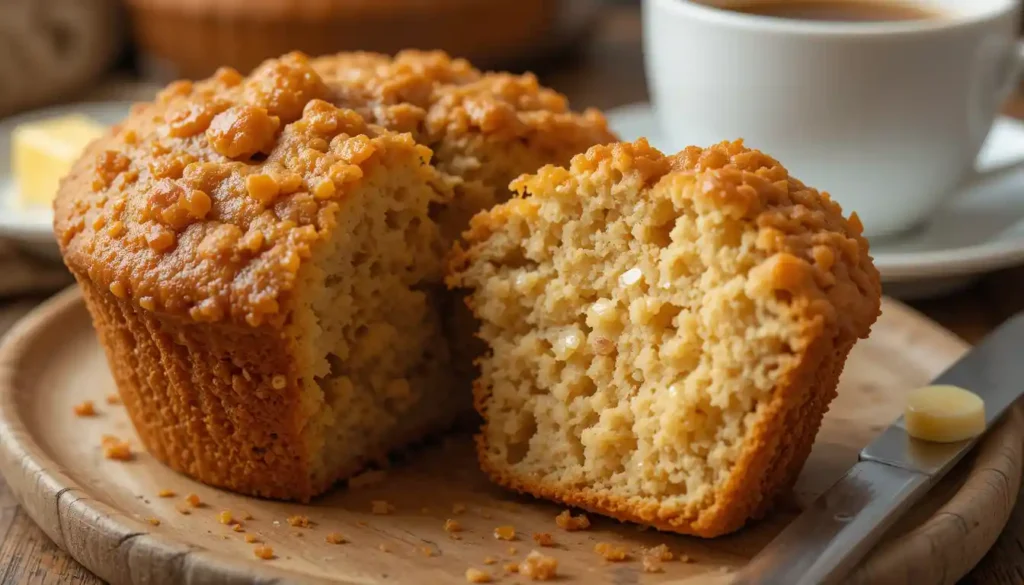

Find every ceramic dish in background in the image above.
[605,103,1024,300]
[0,101,132,261]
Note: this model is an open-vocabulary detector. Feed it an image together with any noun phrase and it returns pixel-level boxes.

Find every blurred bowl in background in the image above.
[0,0,124,117]
[126,0,594,81]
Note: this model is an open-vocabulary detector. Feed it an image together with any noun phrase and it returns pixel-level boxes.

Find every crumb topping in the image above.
[56,50,611,329]
[325,532,347,544]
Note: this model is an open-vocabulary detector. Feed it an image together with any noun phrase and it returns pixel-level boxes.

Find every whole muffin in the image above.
[54,51,610,500]
[447,139,882,537]
[127,0,560,80]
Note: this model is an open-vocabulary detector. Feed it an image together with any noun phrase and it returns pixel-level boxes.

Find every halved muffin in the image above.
[447,139,881,536]
[56,76,458,500]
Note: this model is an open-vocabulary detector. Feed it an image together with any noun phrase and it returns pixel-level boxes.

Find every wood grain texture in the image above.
[0,288,1019,585]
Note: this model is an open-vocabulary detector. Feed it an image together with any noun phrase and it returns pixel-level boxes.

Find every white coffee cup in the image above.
[644,0,1023,237]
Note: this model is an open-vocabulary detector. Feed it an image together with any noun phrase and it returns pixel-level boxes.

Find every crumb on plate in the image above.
[73,401,96,416]
[519,550,558,581]
[465,568,492,583]
[532,532,555,546]
[594,542,629,562]
[493,525,516,540]
[326,532,347,544]
[253,545,274,560]
[287,515,312,528]
[555,510,590,531]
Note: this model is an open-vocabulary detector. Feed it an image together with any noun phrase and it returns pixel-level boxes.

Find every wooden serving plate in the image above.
[0,288,1020,585]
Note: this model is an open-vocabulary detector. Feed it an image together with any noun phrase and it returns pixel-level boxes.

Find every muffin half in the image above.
[55,75,461,499]
[447,139,881,536]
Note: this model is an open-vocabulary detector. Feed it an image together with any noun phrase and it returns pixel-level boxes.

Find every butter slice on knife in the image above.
[12,114,105,208]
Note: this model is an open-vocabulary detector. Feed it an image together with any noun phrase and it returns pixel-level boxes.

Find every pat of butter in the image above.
[12,114,106,207]
[905,384,985,443]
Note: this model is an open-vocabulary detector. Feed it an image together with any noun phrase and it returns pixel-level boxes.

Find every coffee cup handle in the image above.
[966,41,1024,186]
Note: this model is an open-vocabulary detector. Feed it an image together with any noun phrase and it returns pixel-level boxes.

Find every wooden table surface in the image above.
[2,4,1024,584]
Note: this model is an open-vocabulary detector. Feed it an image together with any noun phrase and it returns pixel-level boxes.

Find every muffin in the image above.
[447,139,882,537]
[126,0,560,80]
[54,51,610,500]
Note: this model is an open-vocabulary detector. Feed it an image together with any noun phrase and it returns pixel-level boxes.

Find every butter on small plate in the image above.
[0,102,130,260]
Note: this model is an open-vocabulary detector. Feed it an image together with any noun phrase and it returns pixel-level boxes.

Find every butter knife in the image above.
[733,312,1024,585]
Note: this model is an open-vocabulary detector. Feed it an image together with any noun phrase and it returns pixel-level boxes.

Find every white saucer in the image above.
[606,103,1024,300]
[0,101,133,261]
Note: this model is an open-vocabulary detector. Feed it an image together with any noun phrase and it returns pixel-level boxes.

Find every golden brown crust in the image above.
[454,139,882,537]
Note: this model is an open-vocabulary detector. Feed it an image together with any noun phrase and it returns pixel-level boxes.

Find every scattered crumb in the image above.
[292,531,305,537]
[555,510,590,531]
[483,556,497,565]
[532,533,555,547]
[146,517,160,526]
[349,469,387,489]
[420,546,436,557]
[420,507,430,514]
[253,545,274,560]
[681,554,695,563]
[174,503,191,515]
[73,401,96,416]
[493,525,516,541]
[221,535,230,540]
[244,534,259,544]
[356,520,368,527]
[507,546,517,555]
[378,543,391,553]
[241,511,253,520]
[218,511,234,525]
[480,510,493,519]
[642,544,674,562]
[325,533,347,545]
[100,435,132,461]
[594,542,629,562]
[519,550,558,581]
[503,562,519,574]
[444,519,463,533]
[233,525,245,533]
[371,500,394,515]
[465,568,492,583]
[272,520,281,527]
[157,489,175,498]
[184,494,201,508]
[449,534,463,541]
[287,515,312,528]
[452,503,467,514]
[642,556,663,573]
[106,393,122,405]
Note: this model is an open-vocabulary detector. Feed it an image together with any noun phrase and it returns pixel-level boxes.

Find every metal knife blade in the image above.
[732,312,1024,585]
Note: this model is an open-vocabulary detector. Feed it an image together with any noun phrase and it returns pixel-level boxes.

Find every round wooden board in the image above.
[0,288,1020,585]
